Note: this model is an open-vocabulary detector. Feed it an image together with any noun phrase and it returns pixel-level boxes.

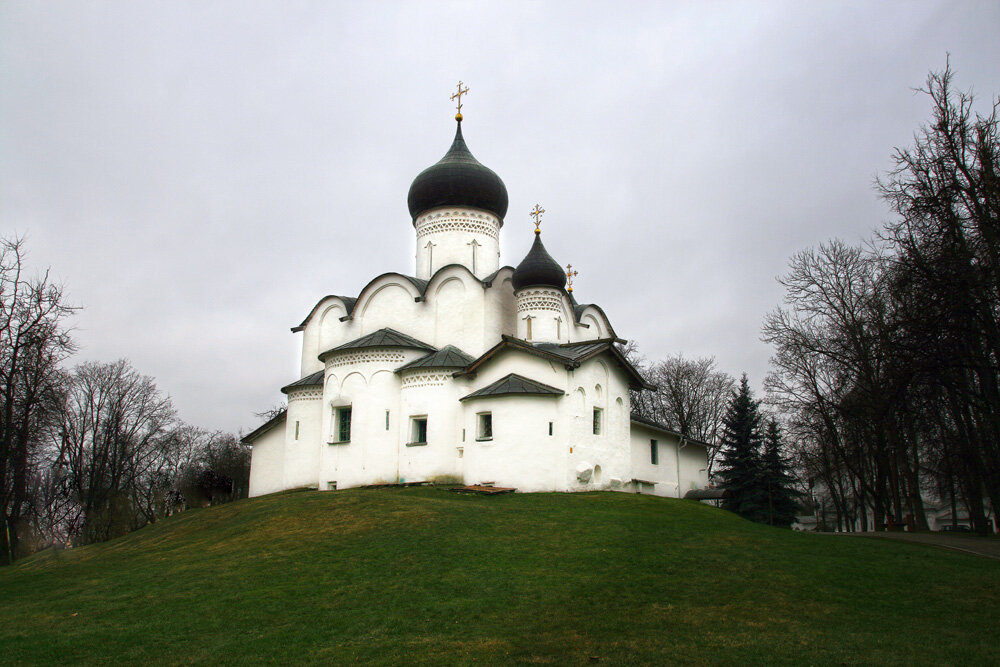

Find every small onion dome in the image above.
[512,233,567,291]
[407,120,509,222]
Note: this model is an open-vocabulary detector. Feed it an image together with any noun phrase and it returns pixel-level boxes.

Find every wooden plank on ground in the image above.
[450,485,516,495]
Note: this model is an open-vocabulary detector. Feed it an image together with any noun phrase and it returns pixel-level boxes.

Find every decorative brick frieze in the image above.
[415,209,500,241]
[516,288,562,313]
[325,350,406,369]
[401,371,451,389]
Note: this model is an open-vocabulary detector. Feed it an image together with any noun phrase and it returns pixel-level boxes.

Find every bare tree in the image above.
[0,236,75,564]
[620,342,734,472]
[53,359,177,544]
[878,61,1000,533]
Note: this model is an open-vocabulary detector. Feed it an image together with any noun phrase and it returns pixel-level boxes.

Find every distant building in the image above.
[243,105,711,497]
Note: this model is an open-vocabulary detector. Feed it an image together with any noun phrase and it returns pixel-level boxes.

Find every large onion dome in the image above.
[512,232,567,291]
[407,120,509,222]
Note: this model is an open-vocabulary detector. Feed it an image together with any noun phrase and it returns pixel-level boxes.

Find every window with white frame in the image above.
[477,412,493,441]
[410,416,428,445]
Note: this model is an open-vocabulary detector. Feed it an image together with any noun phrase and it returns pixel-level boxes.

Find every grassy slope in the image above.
[2,488,998,666]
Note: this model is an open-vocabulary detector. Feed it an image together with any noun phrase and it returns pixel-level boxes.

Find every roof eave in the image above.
[241,410,287,444]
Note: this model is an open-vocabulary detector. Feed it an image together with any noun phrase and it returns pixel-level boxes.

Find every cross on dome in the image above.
[451,81,469,120]
[530,204,545,234]
[566,264,579,292]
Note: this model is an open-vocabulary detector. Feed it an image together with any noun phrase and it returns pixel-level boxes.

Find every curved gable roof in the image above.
[458,335,653,391]
[318,327,436,362]
[296,266,517,332]
[396,345,475,372]
[572,303,617,339]
[292,295,358,333]
[280,370,324,394]
[460,373,563,401]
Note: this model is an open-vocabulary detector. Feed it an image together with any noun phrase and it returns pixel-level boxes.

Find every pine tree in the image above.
[761,420,800,527]
[716,374,768,522]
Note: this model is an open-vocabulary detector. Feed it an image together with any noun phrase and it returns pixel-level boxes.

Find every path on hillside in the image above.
[847,532,1000,560]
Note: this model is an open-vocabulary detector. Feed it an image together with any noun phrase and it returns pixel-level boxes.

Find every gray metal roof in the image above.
[571,302,618,338]
[292,295,358,332]
[534,340,615,362]
[684,488,729,500]
[241,409,287,444]
[512,232,567,290]
[630,412,714,449]
[458,336,652,391]
[280,370,325,394]
[396,345,475,372]
[407,120,509,221]
[318,328,436,361]
[460,373,564,401]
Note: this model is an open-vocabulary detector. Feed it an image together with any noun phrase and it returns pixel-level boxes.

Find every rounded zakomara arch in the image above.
[318,303,346,352]
[577,304,616,339]
[353,273,425,323]
[425,263,482,293]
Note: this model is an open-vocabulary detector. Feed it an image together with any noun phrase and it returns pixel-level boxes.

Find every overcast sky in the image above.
[2,1,998,432]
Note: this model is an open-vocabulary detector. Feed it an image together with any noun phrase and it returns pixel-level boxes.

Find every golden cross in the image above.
[451,81,469,120]
[530,204,545,233]
[566,264,579,292]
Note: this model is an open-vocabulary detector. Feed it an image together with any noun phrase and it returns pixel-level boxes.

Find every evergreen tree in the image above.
[761,420,800,527]
[716,374,768,522]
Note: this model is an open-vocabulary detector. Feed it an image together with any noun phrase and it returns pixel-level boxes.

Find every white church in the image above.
[245,93,711,498]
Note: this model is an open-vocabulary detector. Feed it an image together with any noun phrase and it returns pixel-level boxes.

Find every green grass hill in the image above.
[3,488,998,665]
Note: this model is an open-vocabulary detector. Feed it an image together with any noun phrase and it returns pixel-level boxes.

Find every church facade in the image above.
[244,108,711,498]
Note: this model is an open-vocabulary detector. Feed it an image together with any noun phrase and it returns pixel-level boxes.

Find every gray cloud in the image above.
[2,1,998,430]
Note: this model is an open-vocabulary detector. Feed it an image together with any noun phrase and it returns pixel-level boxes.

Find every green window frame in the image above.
[337,407,352,443]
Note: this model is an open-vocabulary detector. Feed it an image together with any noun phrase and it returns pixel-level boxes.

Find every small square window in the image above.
[650,439,659,465]
[593,408,602,435]
[477,413,493,441]
[410,416,428,445]
[327,481,338,491]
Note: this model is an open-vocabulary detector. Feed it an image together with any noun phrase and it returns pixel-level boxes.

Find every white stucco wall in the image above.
[248,417,287,497]
[249,189,667,499]
[414,208,501,280]
[678,441,711,496]
[460,395,564,491]
[629,423,710,497]
[563,358,632,492]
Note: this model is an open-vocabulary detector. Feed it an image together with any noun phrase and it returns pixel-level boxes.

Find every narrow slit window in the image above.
[295,421,300,440]
[593,408,602,435]
[650,439,659,465]
[548,422,553,436]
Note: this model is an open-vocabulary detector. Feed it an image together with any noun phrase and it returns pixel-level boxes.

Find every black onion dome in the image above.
[512,233,567,291]
[407,121,509,222]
